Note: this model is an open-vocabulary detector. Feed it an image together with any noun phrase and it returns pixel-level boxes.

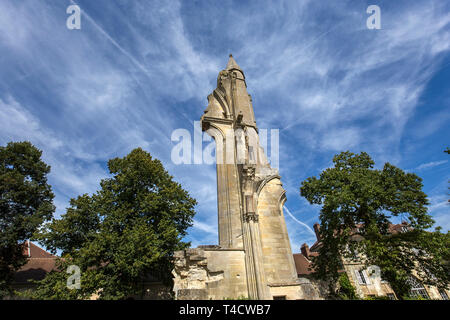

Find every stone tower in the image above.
[172,55,319,300]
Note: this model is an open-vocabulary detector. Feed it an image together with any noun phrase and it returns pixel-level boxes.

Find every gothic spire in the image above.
[226,54,243,72]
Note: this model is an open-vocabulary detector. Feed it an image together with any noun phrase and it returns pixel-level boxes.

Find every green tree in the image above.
[0,141,54,298]
[34,148,196,299]
[335,273,359,300]
[363,226,449,299]
[300,151,449,299]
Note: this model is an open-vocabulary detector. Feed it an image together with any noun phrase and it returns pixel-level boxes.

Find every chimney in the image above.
[313,223,321,241]
[301,243,310,258]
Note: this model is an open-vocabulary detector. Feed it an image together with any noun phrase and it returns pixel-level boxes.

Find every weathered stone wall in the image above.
[172,246,325,300]
[268,277,323,300]
[257,178,298,285]
[173,247,248,300]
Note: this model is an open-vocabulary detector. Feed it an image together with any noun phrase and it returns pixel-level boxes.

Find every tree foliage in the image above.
[0,141,54,298]
[335,273,359,300]
[300,151,449,299]
[34,148,196,299]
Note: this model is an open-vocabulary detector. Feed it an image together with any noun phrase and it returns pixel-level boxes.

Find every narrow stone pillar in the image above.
[241,166,270,299]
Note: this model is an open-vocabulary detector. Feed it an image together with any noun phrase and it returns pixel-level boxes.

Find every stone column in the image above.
[241,165,270,299]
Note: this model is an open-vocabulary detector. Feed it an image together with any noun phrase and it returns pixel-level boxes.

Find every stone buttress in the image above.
[172,55,320,300]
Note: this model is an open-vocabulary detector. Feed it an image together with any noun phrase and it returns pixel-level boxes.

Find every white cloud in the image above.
[1,0,449,249]
[0,96,63,149]
[429,195,450,231]
[0,95,108,201]
[229,1,449,167]
[321,128,361,151]
[416,160,448,170]
[428,195,449,213]
[192,220,218,235]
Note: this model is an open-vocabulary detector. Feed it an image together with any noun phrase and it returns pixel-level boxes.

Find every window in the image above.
[273,296,286,300]
[407,277,429,299]
[359,270,367,284]
[355,269,371,285]
[410,288,429,300]
[387,293,396,300]
[439,290,449,300]
[355,270,365,284]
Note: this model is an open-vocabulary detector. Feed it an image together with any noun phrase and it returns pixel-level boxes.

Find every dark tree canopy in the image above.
[300,151,449,299]
[34,148,197,300]
[0,141,54,297]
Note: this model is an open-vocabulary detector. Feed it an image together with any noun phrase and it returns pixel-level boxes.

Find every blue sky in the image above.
[0,0,449,252]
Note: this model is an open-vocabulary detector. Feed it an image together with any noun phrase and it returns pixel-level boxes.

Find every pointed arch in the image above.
[213,89,231,119]
[205,124,225,165]
[278,190,287,216]
[256,175,281,197]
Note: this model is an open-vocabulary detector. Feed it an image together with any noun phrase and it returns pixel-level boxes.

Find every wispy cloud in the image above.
[416,160,448,170]
[192,220,218,236]
[0,0,449,251]
[428,194,450,230]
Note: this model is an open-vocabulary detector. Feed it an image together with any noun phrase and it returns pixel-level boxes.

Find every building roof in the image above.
[293,252,318,275]
[14,241,58,284]
[388,222,410,234]
[22,241,56,259]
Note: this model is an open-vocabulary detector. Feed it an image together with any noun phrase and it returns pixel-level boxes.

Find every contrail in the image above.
[284,206,316,236]
[281,22,345,132]
[70,0,150,75]
[69,0,198,128]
